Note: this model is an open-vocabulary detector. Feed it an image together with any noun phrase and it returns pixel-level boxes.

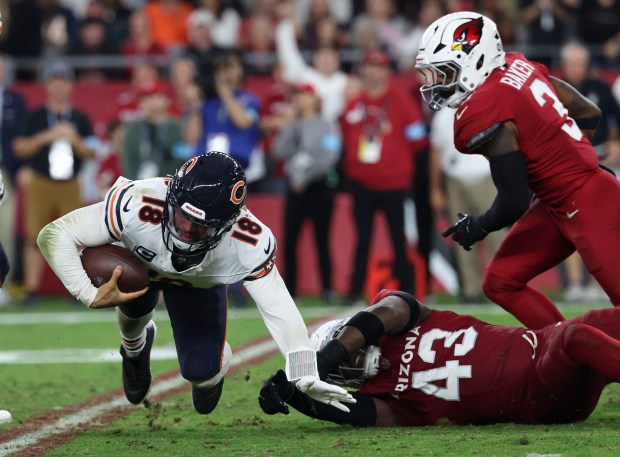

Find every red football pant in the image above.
[524,307,620,423]
[483,169,620,329]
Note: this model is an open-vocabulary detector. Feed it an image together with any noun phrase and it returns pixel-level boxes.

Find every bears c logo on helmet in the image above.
[452,17,483,54]
[230,180,246,205]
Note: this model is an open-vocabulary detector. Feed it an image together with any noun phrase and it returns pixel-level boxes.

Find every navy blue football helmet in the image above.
[162,152,247,257]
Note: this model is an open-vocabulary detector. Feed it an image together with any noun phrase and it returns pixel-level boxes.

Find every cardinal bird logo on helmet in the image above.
[451,17,483,54]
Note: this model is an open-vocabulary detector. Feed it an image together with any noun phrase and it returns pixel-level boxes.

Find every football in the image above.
[81,244,149,293]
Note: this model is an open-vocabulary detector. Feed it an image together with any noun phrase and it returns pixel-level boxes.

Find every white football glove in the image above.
[295,376,357,413]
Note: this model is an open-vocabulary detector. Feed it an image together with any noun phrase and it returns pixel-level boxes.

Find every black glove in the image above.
[258,369,295,415]
[442,213,488,251]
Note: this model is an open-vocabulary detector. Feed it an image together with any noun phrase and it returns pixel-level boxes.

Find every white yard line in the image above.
[0,306,351,325]
[0,303,608,327]
[0,317,344,456]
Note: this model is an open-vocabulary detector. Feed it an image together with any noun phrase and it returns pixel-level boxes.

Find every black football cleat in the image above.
[192,379,224,414]
[120,321,157,405]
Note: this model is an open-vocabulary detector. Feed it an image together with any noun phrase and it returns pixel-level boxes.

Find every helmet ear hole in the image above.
[476,55,484,70]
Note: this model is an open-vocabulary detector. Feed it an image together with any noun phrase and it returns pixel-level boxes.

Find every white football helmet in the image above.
[415,12,505,111]
[310,318,386,389]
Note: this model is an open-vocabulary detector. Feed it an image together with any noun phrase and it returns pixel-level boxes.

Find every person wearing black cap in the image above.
[13,61,95,306]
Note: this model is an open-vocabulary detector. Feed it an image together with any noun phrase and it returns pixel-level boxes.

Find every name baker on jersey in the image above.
[500,59,535,90]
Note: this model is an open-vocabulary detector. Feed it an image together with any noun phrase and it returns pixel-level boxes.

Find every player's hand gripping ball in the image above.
[81,244,149,292]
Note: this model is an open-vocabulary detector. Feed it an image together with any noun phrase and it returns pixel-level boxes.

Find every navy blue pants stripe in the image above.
[119,283,228,382]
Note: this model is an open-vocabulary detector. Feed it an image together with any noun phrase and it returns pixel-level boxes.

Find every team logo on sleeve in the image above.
[451,17,483,54]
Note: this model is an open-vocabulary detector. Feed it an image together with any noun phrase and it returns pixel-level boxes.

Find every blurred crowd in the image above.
[2,0,620,79]
[0,0,620,306]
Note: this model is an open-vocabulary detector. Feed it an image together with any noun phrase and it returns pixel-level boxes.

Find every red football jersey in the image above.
[453,52,599,208]
[360,309,536,426]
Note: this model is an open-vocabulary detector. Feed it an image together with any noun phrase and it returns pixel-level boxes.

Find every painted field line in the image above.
[0,306,352,325]
[0,314,346,457]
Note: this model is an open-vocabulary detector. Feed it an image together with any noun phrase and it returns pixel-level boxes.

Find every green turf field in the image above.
[1,296,620,456]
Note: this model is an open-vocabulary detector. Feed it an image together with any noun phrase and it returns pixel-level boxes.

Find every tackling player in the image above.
[37,152,354,414]
[415,12,620,329]
[260,289,620,426]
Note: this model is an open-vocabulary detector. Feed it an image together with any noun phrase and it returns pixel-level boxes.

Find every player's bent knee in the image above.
[562,324,598,353]
[482,270,523,300]
[184,341,232,387]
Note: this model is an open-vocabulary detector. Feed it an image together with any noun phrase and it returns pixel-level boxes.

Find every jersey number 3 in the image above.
[412,327,478,401]
[529,78,582,141]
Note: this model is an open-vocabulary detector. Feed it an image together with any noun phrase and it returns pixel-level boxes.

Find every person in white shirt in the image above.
[37,152,354,415]
[275,4,353,123]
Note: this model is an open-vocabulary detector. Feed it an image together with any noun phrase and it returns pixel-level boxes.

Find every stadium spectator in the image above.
[296,0,353,28]
[273,82,341,302]
[0,55,28,299]
[295,0,349,51]
[429,108,505,303]
[121,79,187,180]
[472,0,515,45]
[340,50,428,305]
[185,51,264,181]
[242,13,275,76]
[259,63,295,186]
[122,11,167,62]
[260,289,620,427]
[184,9,226,96]
[38,151,354,415]
[67,18,122,81]
[560,42,620,156]
[169,57,202,114]
[417,12,620,329]
[349,16,384,65]
[394,0,446,71]
[113,62,160,122]
[143,0,193,50]
[194,0,241,50]
[0,0,44,75]
[40,0,78,55]
[275,3,351,123]
[518,0,572,51]
[558,41,620,303]
[84,0,132,44]
[351,0,410,52]
[13,62,95,307]
[96,119,125,198]
[570,0,620,67]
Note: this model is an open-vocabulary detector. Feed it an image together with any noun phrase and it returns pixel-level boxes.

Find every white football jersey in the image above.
[101,177,276,289]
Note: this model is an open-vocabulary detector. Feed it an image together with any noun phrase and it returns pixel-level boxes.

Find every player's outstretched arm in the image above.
[317,292,430,381]
[245,266,355,411]
[443,122,531,250]
[259,369,397,427]
[549,76,601,142]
